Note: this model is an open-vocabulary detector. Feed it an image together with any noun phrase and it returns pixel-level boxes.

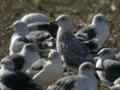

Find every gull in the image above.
[96,48,120,87]
[75,13,110,53]
[26,30,56,50]
[2,43,43,72]
[27,22,58,38]
[55,14,94,69]
[0,54,25,72]
[20,13,49,25]
[30,49,64,89]
[0,71,42,90]
[47,62,101,90]
[21,13,58,39]
[19,43,42,71]
[9,20,31,55]
[21,13,50,35]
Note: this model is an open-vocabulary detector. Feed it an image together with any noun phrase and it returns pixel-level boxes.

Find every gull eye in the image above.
[97,16,104,21]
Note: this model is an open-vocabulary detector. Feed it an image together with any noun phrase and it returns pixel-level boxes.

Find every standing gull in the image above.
[55,14,94,69]
[9,20,31,55]
[96,48,120,87]
[30,49,64,89]
[47,62,101,90]
[75,13,110,52]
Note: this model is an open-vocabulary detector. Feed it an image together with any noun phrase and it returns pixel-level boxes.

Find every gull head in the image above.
[21,13,49,24]
[55,14,73,27]
[79,62,96,76]
[92,13,107,24]
[12,20,28,34]
[0,55,25,71]
[0,56,15,71]
[22,43,40,53]
[79,62,103,76]
[97,48,116,59]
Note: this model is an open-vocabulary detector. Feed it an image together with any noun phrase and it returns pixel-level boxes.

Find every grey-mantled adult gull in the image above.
[47,62,101,90]
[9,20,31,55]
[55,14,94,69]
[96,48,120,87]
[30,49,64,89]
[75,13,110,53]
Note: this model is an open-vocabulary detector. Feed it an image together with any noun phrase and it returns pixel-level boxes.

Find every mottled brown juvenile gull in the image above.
[75,13,110,53]
[9,20,31,55]
[47,62,101,90]
[55,14,94,69]
[96,48,120,86]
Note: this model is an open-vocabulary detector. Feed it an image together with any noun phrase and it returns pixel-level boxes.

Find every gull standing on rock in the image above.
[47,62,101,90]
[75,13,110,52]
[55,14,94,69]
[96,48,120,87]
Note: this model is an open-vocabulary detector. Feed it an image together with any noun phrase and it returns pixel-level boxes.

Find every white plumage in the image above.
[31,49,64,89]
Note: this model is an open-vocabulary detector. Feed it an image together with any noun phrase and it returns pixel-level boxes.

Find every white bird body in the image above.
[32,50,64,89]
[91,19,109,46]
[19,43,41,71]
[9,33,27,55]
[9,20,29,55]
